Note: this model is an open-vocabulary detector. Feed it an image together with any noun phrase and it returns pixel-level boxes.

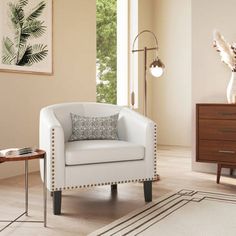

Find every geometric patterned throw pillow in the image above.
[68,113,119,141]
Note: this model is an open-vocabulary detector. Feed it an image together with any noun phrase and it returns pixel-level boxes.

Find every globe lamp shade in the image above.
[149,58,165,77]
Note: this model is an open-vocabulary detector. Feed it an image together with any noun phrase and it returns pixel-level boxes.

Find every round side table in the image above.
[0,149,47,232]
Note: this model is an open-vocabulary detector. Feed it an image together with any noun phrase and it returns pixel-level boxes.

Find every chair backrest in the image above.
[45,102,122,141]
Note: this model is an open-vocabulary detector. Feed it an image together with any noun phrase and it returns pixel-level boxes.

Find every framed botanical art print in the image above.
[0,0,53,75]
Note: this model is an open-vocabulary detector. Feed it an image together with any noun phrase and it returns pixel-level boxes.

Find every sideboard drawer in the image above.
[198,140,236,163]
[199,120,236,141]
[198,105,236,120]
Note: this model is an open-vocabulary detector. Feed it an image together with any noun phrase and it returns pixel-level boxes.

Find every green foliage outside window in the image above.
[96,0,117,104]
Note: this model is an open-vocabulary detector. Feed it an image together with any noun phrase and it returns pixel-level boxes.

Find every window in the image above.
[96,0,138,106]
[96,0,117,104]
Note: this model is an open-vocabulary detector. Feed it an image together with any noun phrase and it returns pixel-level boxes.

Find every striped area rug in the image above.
[89,189,236,236]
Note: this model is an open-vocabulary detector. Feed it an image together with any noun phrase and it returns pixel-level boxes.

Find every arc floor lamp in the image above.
[131,30,165,116]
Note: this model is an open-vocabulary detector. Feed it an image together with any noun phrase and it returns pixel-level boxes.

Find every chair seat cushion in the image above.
[65,140,145,165]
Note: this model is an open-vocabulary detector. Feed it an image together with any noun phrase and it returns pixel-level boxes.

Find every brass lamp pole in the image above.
[131,30,165,116]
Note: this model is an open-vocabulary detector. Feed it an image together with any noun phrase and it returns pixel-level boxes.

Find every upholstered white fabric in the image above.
[65,140,144,165]
[39,102,156,191]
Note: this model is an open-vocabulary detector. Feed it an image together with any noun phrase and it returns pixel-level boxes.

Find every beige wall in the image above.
[192,0,236,173]
[0,0,96,179]
[137,0,155,116]
[151,0,192,146]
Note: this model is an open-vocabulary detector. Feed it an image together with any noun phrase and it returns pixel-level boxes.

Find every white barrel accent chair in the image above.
[39,102,157,215]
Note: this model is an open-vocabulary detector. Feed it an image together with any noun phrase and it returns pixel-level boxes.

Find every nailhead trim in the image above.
[51,128,55,190]
[50,125,158,191]
[53,177,156,191]
[154,124,157,177]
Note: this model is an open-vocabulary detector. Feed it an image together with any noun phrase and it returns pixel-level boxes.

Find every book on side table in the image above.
[0,147,33,157]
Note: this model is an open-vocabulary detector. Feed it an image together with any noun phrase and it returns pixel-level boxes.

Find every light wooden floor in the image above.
[0,146,235,236]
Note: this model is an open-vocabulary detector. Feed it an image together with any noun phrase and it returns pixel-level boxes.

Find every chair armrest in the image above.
[39,108,65,191]
[118,108,157,177]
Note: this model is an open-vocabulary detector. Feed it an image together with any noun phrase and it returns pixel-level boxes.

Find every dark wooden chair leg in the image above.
[53,191,62,215]
[111,184,117,191]
[230,168,234,176]
[143,181,152,202]
[217,164,222,184]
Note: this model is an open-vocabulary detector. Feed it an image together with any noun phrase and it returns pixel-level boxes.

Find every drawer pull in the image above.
[218,128,236,133]
[218,150,235,154]
[219,112,236,116]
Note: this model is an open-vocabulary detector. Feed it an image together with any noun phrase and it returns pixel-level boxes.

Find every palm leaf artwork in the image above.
[19,0,28,8]
[25,1,46,21]
[17,44,48,66]
[2,37,16,64]
[1,0,48,67]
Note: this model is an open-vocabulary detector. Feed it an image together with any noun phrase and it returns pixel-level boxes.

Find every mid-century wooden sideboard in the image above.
[196,103,236,183]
